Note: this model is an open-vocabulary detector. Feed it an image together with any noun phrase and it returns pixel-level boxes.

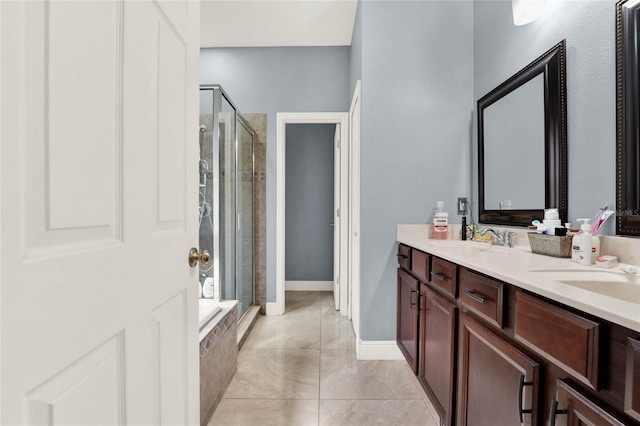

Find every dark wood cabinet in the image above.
[459,267,505,329]
[397,267,419,373]
[515,290,600,390]
[550,379,626,426]
[418,284,457,426]
[396,242,640,425]
[458,313,540,426]
[626,338,640,421]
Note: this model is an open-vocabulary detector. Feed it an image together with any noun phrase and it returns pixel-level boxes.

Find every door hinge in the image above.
[336,276,340,286]
[337,208,340,218]
[337,139,341,149]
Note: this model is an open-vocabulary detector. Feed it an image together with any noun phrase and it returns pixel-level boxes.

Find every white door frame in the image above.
[274,112,349,316]
[333,125,341,311]
[349,81,362,339]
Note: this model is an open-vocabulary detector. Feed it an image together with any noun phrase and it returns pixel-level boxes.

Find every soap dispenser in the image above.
[577,218,593,266]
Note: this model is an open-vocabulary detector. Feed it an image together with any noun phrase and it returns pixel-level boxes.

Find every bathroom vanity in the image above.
[396,226,640,426]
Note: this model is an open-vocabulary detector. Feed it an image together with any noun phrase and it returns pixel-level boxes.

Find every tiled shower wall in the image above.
[242,114,267,314]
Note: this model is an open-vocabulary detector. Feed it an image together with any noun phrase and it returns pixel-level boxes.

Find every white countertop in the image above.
[397,225,640,332]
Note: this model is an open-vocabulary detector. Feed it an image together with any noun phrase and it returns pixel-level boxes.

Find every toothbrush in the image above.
[592,204,608,233]
[593,209,614,234]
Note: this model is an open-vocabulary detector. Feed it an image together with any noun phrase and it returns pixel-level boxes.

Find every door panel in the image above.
[21,0,122,256]
[458,314,540,426]
[397,268,419,372]
[1,1,200,424]
[26,333,125,426]
[420,285,457,426]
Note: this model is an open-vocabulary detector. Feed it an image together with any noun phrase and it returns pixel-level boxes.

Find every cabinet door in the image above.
[419,285,457,426]
[458,314,540,426]
[549,379,625,426]
[397,268,419,373]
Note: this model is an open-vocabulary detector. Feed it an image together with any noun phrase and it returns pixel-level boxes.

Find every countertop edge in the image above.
[397,225,640,333]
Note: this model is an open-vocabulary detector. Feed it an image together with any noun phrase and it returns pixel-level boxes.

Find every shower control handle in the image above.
[188,248,211,267]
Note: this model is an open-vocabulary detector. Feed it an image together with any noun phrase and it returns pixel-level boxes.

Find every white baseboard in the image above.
[356,340,404,360]
[266,302,283,316]
[285,280,333,291]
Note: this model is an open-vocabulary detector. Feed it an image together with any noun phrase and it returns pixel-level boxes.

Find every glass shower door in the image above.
[217,93,236,300]
[237,117,255,318]
[198,90,215,286]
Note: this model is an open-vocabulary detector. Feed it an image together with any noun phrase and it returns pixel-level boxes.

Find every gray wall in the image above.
[200,47,350,301]
[473,0,617,235]
[356,1,474,340]
[349,0,362,97]
[285,124,336,281]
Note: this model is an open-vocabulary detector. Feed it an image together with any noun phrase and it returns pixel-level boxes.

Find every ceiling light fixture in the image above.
[512,0,545,26]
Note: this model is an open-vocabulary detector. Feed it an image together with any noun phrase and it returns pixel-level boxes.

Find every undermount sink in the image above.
[529,269,640,303]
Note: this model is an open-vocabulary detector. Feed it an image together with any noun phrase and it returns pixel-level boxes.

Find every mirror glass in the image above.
[478,40,567,226]
[483,74,545,210]
[616,0,640,236]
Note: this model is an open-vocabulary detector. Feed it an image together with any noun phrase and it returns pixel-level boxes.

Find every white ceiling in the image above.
[200,0,359,48]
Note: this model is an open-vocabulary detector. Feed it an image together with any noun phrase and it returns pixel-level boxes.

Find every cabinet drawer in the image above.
[459,268,505,329]
[430,256,457,297]
[411,250,429,283]
[397,244,412,270]
[515,291,600,389]
[551,379,626,426]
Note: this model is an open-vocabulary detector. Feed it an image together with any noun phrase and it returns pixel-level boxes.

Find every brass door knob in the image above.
[188,247,211,267]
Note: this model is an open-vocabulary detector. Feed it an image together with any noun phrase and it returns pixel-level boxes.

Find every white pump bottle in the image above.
[577,218,593,266]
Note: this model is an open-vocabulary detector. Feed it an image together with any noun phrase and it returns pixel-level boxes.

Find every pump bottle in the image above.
[578,218,593,266]
[431,201,449,240]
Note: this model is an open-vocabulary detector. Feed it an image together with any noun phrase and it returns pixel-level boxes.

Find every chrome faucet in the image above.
[478,228,516,247]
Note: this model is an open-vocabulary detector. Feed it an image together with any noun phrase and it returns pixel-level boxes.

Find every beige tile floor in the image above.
[208,291,440,425]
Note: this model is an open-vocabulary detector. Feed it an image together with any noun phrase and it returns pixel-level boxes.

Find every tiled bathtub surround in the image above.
[200,302,238,426]
[208,292,439,425]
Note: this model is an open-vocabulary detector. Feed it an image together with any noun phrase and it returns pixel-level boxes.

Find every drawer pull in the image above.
[463,289,486,304]
[410,288,416,309]
[431,271,446,281]
[396,254,408,259]
[547,398,567,426]
[518,374,533,423]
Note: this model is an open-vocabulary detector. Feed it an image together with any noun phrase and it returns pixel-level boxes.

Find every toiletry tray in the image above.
[527,233,573,258]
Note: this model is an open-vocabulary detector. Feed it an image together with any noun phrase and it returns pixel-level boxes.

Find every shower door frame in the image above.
[235,114,256,318]
[200,85,255,319]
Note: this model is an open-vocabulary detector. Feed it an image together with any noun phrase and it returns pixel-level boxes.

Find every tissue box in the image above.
[527,233,573,258]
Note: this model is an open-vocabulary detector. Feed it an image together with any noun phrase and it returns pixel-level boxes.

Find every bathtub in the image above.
[199,299,222,330]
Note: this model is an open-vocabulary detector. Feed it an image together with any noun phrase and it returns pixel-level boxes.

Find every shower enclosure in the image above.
[199,85,255,320]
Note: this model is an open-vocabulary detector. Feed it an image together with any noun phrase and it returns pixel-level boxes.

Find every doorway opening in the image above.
[274,113,349,318]
[284,123,336,296]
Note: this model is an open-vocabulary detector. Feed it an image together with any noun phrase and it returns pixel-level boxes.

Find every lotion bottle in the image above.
[577,218,592,266]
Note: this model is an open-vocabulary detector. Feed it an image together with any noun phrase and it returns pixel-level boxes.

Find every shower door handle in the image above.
[188,248,211,267]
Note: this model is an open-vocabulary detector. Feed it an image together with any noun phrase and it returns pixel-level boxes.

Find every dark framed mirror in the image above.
[478,40,567,227]
[616,0,640,236]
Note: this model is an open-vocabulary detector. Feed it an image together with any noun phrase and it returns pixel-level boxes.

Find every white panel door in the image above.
[0,1,200,425]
